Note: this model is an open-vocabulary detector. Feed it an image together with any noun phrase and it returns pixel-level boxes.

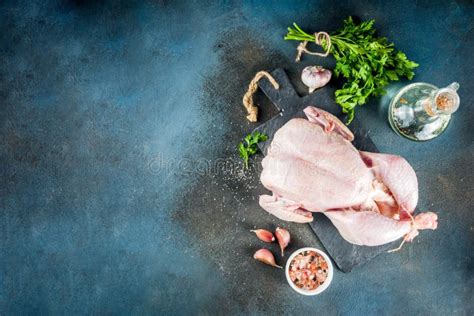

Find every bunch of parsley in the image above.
[238,132,267,169]
[285,17,418,123]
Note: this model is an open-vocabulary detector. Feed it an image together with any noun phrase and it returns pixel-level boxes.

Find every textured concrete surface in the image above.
[1,0,473,314]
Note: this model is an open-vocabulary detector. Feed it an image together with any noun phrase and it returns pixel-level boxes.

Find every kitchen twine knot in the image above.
[295,31,332,62]
[387,211,416,253]
[242,71,279,122]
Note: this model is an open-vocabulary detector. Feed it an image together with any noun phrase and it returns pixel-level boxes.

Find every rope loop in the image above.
[242,71,279,122]
[295,31,332,62]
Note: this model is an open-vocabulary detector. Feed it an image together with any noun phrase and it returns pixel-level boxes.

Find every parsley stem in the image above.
[284,18,418,124]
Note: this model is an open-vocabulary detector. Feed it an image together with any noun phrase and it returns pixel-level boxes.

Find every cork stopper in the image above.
[436,93,456,111]
[434,82,460,115]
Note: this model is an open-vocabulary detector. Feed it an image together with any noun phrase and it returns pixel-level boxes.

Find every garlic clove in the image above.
[253,248,282,268]
[301,66,332,93]
[275,227,291,256]
[250,229,275,243]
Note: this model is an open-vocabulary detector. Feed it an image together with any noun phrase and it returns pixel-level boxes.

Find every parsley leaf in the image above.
[285,17,419,124]
[238,132,268,169]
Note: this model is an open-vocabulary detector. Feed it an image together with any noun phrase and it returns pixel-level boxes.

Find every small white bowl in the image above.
[285,247,334,295]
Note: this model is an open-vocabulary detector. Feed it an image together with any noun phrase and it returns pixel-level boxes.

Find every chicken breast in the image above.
[261,118,374,211]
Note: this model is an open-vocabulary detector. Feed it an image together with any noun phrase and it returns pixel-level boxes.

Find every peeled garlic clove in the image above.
[250,229,275,243]
[301,66,332,93]
[253,248,282,269]
[275,227,290,256]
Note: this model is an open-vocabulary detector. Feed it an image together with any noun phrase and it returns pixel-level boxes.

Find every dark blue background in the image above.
[1,0,473,314]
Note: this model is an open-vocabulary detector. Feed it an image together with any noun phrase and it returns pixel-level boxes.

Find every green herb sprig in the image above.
[285,17,418,123]
[238,132,268,169]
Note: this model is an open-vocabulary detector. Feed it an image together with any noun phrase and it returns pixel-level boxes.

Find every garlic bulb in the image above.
[253,249,282,268]
[301,66,332,93]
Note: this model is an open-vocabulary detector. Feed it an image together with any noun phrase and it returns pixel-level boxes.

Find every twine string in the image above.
[242,71,279,122]
[295,31,332,62]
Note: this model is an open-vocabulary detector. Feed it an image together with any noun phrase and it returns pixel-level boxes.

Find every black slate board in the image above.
[253,68,397,272]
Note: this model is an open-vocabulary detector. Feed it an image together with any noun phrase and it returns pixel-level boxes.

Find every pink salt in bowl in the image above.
[285,247,334,295]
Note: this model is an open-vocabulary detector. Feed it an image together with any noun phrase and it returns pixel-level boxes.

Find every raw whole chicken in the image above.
[259,106,438,247]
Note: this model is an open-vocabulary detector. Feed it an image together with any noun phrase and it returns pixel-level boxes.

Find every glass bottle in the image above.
[388,82,460,141]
